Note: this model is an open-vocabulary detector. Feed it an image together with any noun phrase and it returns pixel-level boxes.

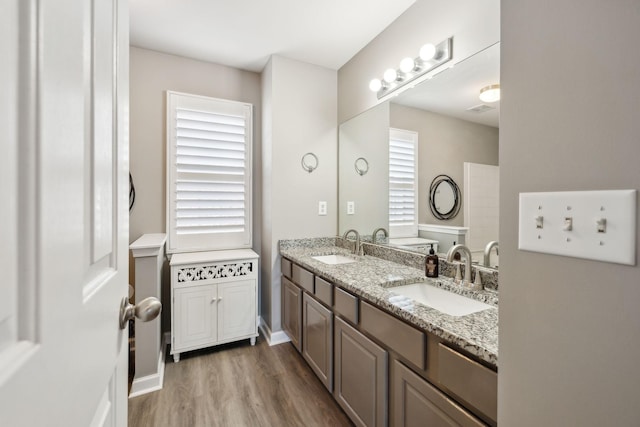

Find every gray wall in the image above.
[390,104,498,227]
[261,55,338,334]
[500,1,640,425]
[338,0,500,123]
[129,47,262,330]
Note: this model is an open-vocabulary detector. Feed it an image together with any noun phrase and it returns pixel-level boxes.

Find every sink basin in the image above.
[311,255,357,265]
[390,283,492,316]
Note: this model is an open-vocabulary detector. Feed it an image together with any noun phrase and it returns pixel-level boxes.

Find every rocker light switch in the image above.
[519,190,637,265]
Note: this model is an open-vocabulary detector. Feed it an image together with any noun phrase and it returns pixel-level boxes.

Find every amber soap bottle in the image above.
[425,245,439,278]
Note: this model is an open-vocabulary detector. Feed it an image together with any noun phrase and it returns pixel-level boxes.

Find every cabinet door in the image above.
[303,293,333,392]
[174,285,217,351]
[391,359,484,427]
[218,279,257,342]
[282,277,302,352]
[334,317,387,427]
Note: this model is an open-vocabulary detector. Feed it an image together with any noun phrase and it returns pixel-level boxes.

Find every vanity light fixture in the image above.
[479,84,500,103]
[368,37,453,99]
[369,78,383,92]
[383,68,399,83]
[399,57,416,73]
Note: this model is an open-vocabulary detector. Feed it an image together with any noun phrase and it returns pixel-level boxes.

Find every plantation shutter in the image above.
[389,128,418,237]
[166,91,252,253]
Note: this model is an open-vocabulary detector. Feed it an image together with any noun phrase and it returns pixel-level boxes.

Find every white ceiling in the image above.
[393,42,500,128]
[130,0,416,72]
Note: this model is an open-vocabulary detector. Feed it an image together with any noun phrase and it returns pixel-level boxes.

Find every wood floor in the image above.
[128,337,353,427]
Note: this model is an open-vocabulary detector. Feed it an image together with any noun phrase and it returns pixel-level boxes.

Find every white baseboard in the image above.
[259,317,290,346]
[128,333,168,398]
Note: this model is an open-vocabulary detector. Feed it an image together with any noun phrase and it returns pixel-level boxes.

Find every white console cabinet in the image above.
[170,249,259,362]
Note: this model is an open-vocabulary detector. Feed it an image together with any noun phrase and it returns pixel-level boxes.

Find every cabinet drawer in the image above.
[334,287,358,325]
[360,301,425,370]
[438,344,497,424]
[314,276,333,306]
[292,264,314,293]
[391,359,484,427]
[281,257,292,279]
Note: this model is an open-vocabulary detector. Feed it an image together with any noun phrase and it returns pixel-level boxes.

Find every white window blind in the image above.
[166,91,252,253]
[389,128,418,238]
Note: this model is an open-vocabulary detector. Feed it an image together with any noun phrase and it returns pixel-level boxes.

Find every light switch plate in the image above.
[519,190,636,265]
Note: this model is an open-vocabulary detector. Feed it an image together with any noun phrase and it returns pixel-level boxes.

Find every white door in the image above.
[0,0,131,426]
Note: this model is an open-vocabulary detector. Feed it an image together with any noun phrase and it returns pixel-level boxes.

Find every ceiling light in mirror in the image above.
[479,84,500,103]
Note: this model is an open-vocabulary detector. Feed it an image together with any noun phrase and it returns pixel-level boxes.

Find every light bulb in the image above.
[479,84,501,103]
[399,57,415,74]
[419,43,436,61]
[369,78,382,92]
[383,68,398,83]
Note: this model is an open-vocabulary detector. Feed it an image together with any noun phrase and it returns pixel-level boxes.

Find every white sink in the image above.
[311,255,357,265]
[390,283,492,316]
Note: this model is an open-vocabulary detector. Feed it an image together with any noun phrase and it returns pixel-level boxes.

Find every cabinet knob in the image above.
[211,297,217,303]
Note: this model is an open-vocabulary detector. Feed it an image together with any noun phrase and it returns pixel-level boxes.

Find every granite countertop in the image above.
[279,239,498,367]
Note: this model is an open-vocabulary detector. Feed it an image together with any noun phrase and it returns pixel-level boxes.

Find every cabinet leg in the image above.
[250,337,256,346]
[173,353,180,363]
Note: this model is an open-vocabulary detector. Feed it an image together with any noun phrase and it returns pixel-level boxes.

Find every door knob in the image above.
[119,296,162,329]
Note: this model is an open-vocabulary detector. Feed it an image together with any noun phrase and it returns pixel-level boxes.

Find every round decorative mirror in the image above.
[429,174,461,220]
[354,157,369,176]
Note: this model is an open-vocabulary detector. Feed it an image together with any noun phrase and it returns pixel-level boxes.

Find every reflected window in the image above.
[389,128,418,237]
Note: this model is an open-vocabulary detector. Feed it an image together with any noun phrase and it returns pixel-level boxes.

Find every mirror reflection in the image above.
[338,42,500,269]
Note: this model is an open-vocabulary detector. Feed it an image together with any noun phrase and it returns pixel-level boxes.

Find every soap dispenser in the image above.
[425,244,439,278]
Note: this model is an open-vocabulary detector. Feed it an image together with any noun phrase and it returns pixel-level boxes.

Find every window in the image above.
[389,128,418,237]
[166,91,252,253]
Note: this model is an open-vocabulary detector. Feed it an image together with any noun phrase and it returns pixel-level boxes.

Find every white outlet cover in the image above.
[518,190,637,265]
[318,201,327,216]
[347,201,355,215]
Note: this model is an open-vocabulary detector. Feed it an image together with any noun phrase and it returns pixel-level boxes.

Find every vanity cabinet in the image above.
[279,257,496,427]
[282,277,303,352]
[391,359,484,427]
[170,250,259,362]
[302,293,333,391]
[334,316,388,427]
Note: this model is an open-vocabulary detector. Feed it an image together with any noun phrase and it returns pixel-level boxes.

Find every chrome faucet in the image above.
[343,229,361,255]
[371,227,388,244]
[483,241,499,268]
[446,244,474,288]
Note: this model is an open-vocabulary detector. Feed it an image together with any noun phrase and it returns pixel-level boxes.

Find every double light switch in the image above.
[519,190,637,265]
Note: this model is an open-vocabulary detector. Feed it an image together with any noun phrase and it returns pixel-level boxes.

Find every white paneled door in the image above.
[0,1,130,426]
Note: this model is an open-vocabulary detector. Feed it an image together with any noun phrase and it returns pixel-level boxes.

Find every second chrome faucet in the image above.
[446,244,482,290]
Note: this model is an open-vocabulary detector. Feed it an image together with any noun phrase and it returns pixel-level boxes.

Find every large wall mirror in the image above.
[338,42,500,269]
